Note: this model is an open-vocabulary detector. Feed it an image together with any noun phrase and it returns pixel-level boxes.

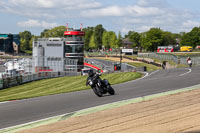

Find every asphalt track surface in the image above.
[0,66,200,129]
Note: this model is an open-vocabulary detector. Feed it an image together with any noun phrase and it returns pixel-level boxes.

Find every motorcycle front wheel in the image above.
[92,86,103,97]
[108,86,115,95]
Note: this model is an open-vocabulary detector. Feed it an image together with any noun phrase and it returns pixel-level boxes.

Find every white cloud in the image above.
[17,19,58,28]
[127,5,164,16]
[9,0,54,8]
[0,1,5,5]
[137,0,148,6]
[81,6,124,17]
[1,0,200,35]
[0,0,102,19]
[81,5,164,18]
[137,0,169,8]
[182,20,200,28]
[121,25,154,33]
[135,25,154,32]
[121,27,130,33]
[123,18,142,24]
[117,1,200,34]
[4,0,101,9]
[70,0,101,9]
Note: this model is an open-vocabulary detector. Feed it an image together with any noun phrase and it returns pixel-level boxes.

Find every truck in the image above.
[180,46,193,52]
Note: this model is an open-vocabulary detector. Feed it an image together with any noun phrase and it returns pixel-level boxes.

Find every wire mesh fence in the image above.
[0,57,80,89]
[138,53,200,65]
[1,57,78,78]
[85,51,200,66]
[138,53,179,64]
[179,56,200,65]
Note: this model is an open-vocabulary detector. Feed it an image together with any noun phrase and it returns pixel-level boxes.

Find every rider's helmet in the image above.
[88,70,94,77]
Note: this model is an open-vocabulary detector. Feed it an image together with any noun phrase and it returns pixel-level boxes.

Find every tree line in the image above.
[83,24,123,51]
[19,24,200,53]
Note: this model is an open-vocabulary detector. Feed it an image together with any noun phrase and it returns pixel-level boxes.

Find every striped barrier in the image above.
[84,62,103,72]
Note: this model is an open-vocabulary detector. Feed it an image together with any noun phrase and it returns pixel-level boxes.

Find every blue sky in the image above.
[0,0,200,36]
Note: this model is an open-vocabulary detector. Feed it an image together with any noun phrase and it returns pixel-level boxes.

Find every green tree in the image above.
[142,28,163,51]
[129,32,141,48]
[40,26,66,38]
[161,31,176,46]
[110,32,117,48]
[181,27,200,48]
[139,33,146,52]
[102,31,118,48]
[40,29,49,37]
[29,36,34,50]
[83,27,94,51]
[19,31,32,51]
[20,38,26,51]
[125,31,135,38]
[116,31,123,48]
[94,24,105,49]
[89,34,96,49]
[102,31,110,48]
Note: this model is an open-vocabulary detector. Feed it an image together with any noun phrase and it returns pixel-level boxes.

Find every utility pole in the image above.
[120,49,122,70]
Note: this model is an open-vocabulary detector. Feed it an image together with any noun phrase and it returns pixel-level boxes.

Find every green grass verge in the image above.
[172,52,200,57]
[128,62,162,71]
[0,72,142,102]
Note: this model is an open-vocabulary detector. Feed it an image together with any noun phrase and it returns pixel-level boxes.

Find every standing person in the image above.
[187,57,192,67]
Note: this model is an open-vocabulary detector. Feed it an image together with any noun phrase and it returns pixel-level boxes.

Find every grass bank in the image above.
[0,72,142,102]
[128,62,161,71]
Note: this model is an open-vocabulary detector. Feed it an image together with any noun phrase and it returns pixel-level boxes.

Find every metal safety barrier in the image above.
[0,71,80,89]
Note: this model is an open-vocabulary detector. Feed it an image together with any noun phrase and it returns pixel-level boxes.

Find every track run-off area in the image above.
[1,66,200,133]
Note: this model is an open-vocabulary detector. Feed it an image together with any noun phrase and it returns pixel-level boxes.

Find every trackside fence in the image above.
[0,71,80,89]
[138,53,200,65]
[138,53,179,64]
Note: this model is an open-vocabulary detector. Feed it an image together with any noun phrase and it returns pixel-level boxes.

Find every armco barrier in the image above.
[0,79,3,88]
[33,74,38,80]
[61,72,65,77]
[22,75,28,83]
[9,77,18,86]
[28,75,33,81]
[16,76,23,85]
[0,71,79,89]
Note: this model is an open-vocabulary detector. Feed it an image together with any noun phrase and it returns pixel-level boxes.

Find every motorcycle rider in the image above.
[86,69,115,97]
[187,57,192,67]
[86,70,102,86]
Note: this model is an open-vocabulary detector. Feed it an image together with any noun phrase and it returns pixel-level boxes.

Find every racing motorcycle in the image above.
[86,71,115,97]
[187,59,192,67]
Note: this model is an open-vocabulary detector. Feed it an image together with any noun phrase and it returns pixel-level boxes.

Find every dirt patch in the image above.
[17,89,200,133]
[90,57,141,63]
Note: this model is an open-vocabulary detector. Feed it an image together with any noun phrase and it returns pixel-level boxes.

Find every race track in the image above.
[0,66,200,129]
